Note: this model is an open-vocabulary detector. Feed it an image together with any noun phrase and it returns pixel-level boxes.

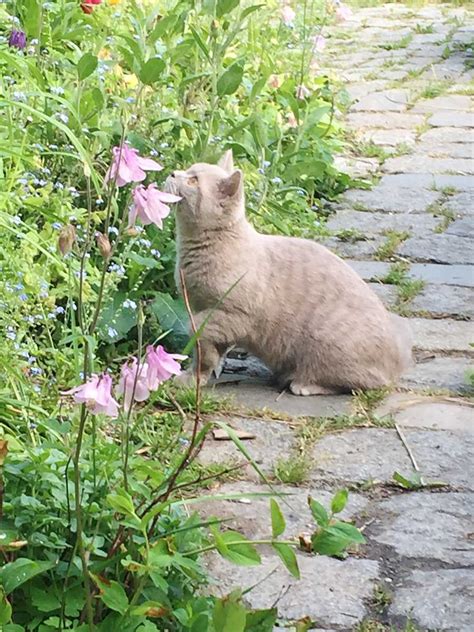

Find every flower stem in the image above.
[73,405,94,630]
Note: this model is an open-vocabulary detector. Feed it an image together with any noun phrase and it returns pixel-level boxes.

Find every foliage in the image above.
[0,0,363,629]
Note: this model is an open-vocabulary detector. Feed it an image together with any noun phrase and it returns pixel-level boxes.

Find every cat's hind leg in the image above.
[289,381,340,396]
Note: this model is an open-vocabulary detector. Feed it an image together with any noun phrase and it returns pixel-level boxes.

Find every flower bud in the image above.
[58,224,76,255]
[126,227,139,237]
[96,233,112,259]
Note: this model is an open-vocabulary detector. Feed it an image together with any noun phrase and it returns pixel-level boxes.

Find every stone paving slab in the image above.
[310,428,415,484]
[377,394,474,432]
[444,191,474,216]
[350,89,410,112]
[428,110,474,128]
[409,283,474,319]
[312,426,474,489]
[359,127,416,147]
[411,94,473,113]
[372,492,474,565]
[327,209,440,236]
[409,317,474,354]
[390,568,474,631]
[383,154,473,174]
[342,183,440,213]
[347,260,474,287]
[417,141,473,159]
[399,233,474,265]
[419,126,474,144]
[198,416,296,478]
[320,235,383,260]
[205,552,380,629]
[210,379,352,418]
[346,111,425,130]
[402,356,473,393]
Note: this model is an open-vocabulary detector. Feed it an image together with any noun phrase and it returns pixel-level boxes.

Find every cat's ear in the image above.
[217,149,234,174]
[218,170,242,199]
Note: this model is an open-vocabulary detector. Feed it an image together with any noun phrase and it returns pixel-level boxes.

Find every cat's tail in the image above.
[390,314,414,374]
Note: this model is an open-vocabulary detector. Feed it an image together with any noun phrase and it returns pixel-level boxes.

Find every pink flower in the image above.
[287,112,298,128]
[281,5,295,25]
[296,84,311,99]
[129,184,181,229]
[146,345,187,389]
[335,3,352,21]
[64,374,119,418]
[105,144,163,188]
[268,75,281,89]
[117,358,150,412]
[313,35,326,53]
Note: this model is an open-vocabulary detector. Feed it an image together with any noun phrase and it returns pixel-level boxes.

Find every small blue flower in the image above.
[30,367,42,376]
[150,249,160,257]
[11,215,22,225]
[55,306,65,314]
[138,238,151,248]
[52,221,62,230]
[123,299,137,310]
[108,327,118,339]
[271,177,283,185]
[14,283,24,290]
[108,226,119,236]
[19,293,28,301]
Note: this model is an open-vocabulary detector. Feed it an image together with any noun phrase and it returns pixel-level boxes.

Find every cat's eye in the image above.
[186,176,198,186]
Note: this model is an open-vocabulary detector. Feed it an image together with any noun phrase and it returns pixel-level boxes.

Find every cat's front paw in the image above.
[289,381,338,396]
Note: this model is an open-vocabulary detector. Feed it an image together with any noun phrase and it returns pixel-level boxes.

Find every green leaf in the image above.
[106,490,138,520]
[77,53,98,81]
[241,4,265,19]
[308,497,329,527]
[270,499,285,538]
[31,587,60,613]
[150,14,180,43]
[149,292,189,349]
[0,588,12,625]
[216,0,240,17]
[214,529,261,566]
[21,0,41,39]
[139,57,166,85]
[217,62,244,96]
[127,251,161,269]
[311,523,365,557]
[271,542,300,579]
[331,489,348,514]
[90,575,129,615]
[244,608,277,631]
[189,27,211,62]
[393,471,422,489]
[213,592,247,632]
[0,558,55,595]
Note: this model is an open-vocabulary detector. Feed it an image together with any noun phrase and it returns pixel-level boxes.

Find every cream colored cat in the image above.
[165,151,412,395]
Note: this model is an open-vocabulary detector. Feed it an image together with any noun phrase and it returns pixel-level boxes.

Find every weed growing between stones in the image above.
[379,262,425,311]
[374,231,411,261]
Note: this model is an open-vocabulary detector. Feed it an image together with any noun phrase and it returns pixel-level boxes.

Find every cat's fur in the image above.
[165,151,412,395]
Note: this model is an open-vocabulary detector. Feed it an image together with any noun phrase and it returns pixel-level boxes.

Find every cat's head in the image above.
[165,150,245,230]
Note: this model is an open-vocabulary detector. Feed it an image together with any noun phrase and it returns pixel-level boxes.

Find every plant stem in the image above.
[73,405,94,630]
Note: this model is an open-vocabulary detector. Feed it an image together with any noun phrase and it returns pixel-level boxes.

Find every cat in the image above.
[165,150,412,395]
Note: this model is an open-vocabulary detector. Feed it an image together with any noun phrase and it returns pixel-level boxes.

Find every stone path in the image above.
[197,4,473,631]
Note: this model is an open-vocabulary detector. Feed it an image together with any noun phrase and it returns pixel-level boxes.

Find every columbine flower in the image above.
[281,5,295,25]
[313,35,326,53]
[335,2,352,21]
[105,144,163,188]
[146,345,187,390]
[129,184,181,229]
[64,374,119,418]
[268,75,281,89]
[81,0,102,14]
[296,84,311,99]
[117,358,150,411]
[8,30,27,50]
